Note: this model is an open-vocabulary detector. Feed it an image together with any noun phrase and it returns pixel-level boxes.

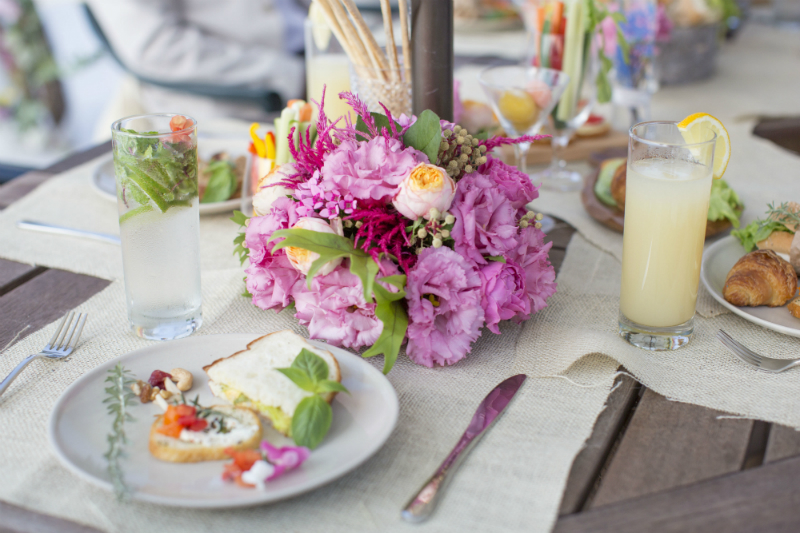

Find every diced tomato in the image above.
[189,419,208,432]
[586,114,605,125]
[175,404,196,418]
[156,421,183,438]
[169,115,193,132]
[225,448,262,472]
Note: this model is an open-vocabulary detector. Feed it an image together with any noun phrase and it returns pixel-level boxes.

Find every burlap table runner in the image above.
[0,266,619,533]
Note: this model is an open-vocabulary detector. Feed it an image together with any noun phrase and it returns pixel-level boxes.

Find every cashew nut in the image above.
[154,393,169,412]
[159,389,172,399]
[163,377,182,395]
[169,368,193,392]
[131,380,153,403]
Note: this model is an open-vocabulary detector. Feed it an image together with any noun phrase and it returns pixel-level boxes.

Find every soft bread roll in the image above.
[723,250,797,307]
[788,298,800,319]
[610,162,627,210]
[149,405,262,463]
[790,232,800,273]
[756,231,794,256]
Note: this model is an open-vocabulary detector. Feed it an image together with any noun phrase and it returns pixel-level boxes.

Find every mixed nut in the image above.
[131,368,193,404]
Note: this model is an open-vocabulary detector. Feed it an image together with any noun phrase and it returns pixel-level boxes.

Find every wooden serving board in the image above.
[500,130,629,166]
[581,167,734,238]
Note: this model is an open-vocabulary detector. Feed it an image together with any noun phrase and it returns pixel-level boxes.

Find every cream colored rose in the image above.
[285,217,343,275]
[392,163,456,221]
[252,163,294,217]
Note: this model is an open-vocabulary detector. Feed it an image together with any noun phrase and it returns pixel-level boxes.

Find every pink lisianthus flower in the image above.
[320,136,426,202]
[450,172,519,265]
[260,441,310,481]
[507,226,557,317]
[244,196,303,265]
[245,255,302,312]
[482,159,538,212]
[293,265,384,349]
[405,248,484,367]
[479,260,531,334]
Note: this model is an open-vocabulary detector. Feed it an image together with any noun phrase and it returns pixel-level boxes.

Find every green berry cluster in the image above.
[438,125,488,179]
[406,208,456,253]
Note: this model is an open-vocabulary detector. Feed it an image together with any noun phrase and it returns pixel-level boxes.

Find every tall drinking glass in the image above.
[111,114,202,340]
[305,18,353,122]
[619,121,715,350]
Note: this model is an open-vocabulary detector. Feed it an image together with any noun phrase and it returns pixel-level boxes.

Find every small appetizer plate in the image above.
[48,334,399,508]
[91,137,248,216]
[701,236,800,337]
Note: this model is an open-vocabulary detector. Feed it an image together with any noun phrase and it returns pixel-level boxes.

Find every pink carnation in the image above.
[450,172,519,265]
[479,260,531,334]
[507,226,557,317]
[320,136,426,202]
[405,247,484,367]
[293,265,383,349]
[244,255,302,312]
[482,159,538,212]
[244,197,303,265]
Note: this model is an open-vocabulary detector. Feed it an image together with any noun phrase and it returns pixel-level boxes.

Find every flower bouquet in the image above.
[234,90,557,373]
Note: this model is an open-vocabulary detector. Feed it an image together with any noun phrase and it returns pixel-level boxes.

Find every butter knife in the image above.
[16,220,121,245]
[401,373,527,523]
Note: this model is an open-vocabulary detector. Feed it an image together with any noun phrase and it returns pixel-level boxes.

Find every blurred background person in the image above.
[85,0,309,137]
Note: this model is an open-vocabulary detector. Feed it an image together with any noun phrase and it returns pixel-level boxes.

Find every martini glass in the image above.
[478,65,570,176]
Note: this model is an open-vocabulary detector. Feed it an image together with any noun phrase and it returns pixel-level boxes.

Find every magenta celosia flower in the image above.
[405,248,484,367]
[482,159,538,212]
[293,265,383,349]
[479,260,531,334]
[245,255,302,312]
[506,226,557,317]
[245,197,303,265]
[450,172,519,265]
[320,136,426,202]
[260,441,310,481]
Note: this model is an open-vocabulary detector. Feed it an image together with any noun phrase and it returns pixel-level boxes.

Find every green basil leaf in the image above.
[291,395,332,449]
[292,348,329,383]
[315,380,350,394]
[231,210,250,227]
[276,367,317,392]
[403,109,442,164]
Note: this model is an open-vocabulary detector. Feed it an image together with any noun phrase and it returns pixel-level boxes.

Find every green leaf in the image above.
[474,130,490,141]
[708,179,744,227]
[291,395,332,449]
[119,205,153,224]
[616,28,631,64]
[121,163,171,212]
[201,160,238,203]
[231,210,250,227]
[292,348,330,383]
[596,68,612,104]
[315,380,350,394]
[363,281,408,374]
[486,255,507,263]
[731,220,791,252]
[269,228,377,303]
[403,109,443,164]
[356,112,398,140]
[276,367,317,392]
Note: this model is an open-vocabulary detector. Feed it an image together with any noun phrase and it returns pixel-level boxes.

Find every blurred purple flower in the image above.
[450,172,519,265]
[479,260,530,334]
[507,226,557,317]
[406,248,484,367]
[260,441,310,480]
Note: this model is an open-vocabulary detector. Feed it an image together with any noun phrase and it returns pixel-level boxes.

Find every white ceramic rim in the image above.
[700,235,800,338]
[47,334,399,508]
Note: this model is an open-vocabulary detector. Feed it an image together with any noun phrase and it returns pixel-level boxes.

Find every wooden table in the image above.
[2,145,800,533]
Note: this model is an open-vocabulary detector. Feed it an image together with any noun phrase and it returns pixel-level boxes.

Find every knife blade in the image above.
[16,220,121,245]
[401,373,527,523]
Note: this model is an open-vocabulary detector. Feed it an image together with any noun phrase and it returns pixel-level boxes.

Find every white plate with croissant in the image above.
[701,236,800,337]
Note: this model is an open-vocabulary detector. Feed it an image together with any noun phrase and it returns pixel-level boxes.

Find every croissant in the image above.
[723,250,797,307]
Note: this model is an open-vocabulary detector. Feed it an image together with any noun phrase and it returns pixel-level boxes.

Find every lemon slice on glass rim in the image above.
[677,113,731,180]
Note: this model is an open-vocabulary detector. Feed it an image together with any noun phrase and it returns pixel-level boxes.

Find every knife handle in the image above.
[401,436,476,523]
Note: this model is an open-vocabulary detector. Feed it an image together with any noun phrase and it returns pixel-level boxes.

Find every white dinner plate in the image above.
[700,235,800,337]
[49,333,399,508]
[91,137,249,216]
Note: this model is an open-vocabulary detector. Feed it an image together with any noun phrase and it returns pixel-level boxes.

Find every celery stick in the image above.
[275,106,297,166]
[556,0,586,122]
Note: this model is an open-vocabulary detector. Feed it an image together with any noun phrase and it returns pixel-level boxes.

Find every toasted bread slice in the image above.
[149,405,262,463]
[757,231,794,256]
[203,330,341,436]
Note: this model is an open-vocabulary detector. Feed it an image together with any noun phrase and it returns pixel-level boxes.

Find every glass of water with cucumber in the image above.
[111,114,202,340]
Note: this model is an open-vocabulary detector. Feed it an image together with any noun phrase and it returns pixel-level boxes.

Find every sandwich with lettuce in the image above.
[732,201,800,272]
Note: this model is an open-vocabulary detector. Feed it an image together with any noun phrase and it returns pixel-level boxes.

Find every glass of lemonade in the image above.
[111,114,202,340]
[305,17,353,122]
[619,121,716,350]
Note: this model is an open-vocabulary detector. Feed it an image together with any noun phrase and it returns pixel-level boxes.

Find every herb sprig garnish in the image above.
[277,349,349,449]
[766,202,800,229]
[183,394,232,434]
[103,364,137,501]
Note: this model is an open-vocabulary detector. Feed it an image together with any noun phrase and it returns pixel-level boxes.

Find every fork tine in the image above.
[46,313,70,349]
[53,312,75,350]
[60,313,82,351]
[721,332,762,363]
[66,313,88,351]
[717,331,760,367]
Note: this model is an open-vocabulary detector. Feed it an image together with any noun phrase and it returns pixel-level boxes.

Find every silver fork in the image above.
[716,330,800,373]
[0,312,88,397]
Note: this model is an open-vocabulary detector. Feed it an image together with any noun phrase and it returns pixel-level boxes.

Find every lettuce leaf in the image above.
[731,220,792,252]
[707,179,743,227]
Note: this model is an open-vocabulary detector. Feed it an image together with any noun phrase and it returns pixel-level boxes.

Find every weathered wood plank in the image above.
[559,372,640,515]
[0,171,53,210]
[765,424,800,463]
[545,221,576,250]
[588,389,754,508]
[0,269,109,349]
[0,501,101,533]
[554,455,800,533]
[0,259,44,297]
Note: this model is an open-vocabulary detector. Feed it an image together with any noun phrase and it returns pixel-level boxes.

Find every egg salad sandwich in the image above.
[203,330,341,436]
[732,201,800,272]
